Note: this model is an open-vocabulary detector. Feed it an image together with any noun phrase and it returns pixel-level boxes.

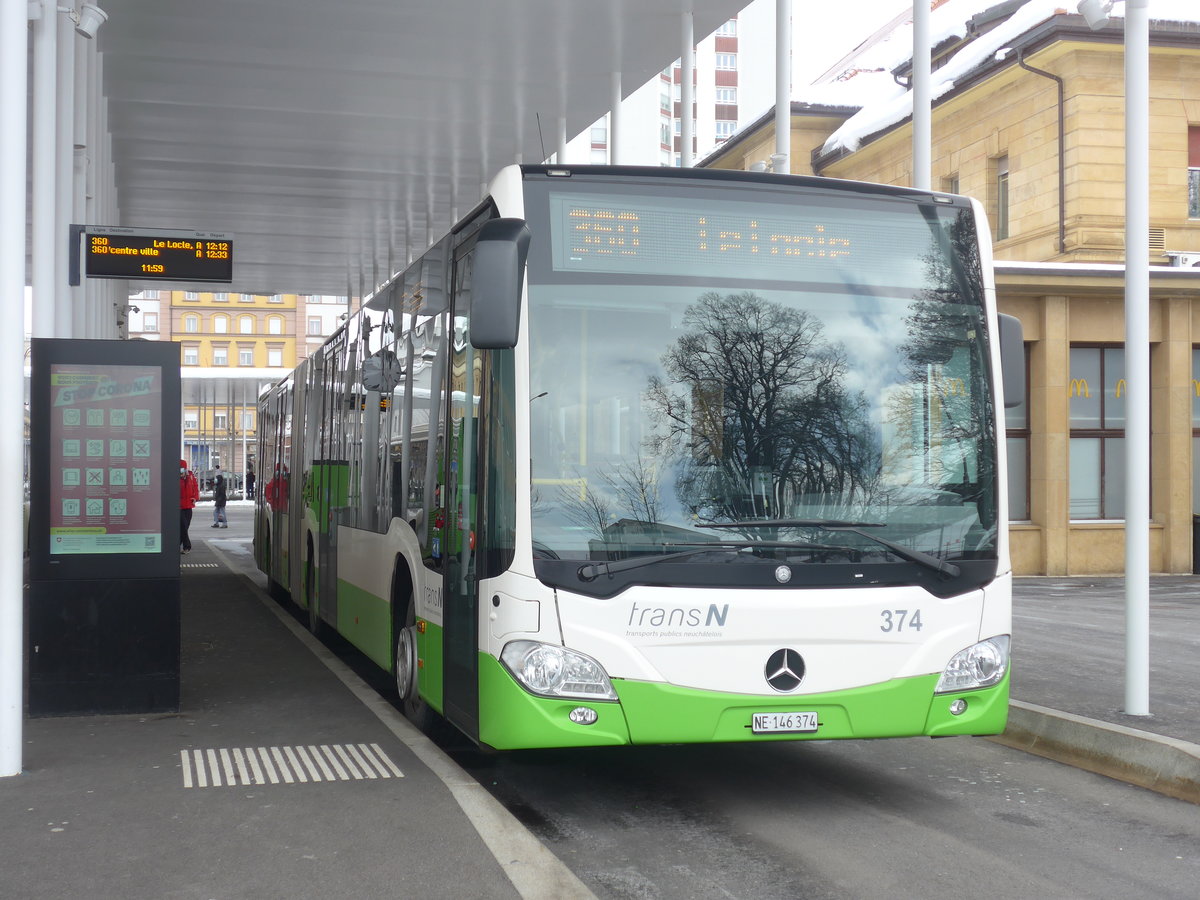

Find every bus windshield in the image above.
[524,175,997,573]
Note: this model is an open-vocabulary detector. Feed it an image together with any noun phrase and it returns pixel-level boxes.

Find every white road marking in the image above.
[332,743,363,779]
[219,748,236,785]
[242,747,263,785]
[258,747,280,784]
[307,745,335,781]
[206,749,221,786]
[232,748,251,785]
[282,745,308,782]
[320,744,350,780]
[180,743,405,788]
[344,743,377,779]
[193,750,207,788]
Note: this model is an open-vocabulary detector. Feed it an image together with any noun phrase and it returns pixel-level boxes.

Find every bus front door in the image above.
[441,253,481,741]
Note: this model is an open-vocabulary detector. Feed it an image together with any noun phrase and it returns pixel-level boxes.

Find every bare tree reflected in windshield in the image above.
[644,291,880,530]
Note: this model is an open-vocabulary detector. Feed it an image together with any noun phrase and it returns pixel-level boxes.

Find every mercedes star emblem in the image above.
[765,648,805,692]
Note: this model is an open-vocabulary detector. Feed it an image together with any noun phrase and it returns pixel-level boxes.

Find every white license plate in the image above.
[751,711,819,734]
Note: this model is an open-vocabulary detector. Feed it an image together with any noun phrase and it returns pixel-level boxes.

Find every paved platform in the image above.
[999,576,1200,804]
[4,512,1197,897]
[3,503,591,900]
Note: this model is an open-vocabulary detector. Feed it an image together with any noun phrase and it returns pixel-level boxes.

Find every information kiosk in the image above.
[28,339,182,715]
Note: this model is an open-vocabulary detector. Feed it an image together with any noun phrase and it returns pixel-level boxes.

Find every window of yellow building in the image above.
[1189,126,1200,219]
[213,314,228,334]
[993,155,1009,241]
[1006,345,1030,521]
[1193,348,1200,511]
[184,314,199,333]
[1069,346,1126,519]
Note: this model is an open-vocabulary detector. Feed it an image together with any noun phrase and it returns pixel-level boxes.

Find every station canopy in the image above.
[84,0,743,298]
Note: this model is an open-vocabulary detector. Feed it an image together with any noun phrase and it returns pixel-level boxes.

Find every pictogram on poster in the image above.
[49,363,162,554]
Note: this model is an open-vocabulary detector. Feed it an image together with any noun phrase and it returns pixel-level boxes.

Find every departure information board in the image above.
[84,226,233,282]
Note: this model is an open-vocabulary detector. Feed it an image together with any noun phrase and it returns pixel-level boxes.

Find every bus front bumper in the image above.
[477,654,1010,750]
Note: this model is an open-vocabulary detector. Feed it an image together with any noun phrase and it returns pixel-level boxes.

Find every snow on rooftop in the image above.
[815,0,1200,157]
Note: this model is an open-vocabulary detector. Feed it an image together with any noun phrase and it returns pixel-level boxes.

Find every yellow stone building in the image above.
[168,290,300,484]
[704,4,1200,574]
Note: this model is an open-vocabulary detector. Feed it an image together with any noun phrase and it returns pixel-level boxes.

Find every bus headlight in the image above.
[935,636,1010,693]
[500,640,618,701]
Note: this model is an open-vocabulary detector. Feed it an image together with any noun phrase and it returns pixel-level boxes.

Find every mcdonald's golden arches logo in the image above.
[1068,378,1090,398]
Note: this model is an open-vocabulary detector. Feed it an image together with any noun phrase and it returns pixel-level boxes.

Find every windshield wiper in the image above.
[575,541,847,582]
[696,519,960,578]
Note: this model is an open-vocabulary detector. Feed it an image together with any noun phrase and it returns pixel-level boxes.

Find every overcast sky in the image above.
[787,0,912,85]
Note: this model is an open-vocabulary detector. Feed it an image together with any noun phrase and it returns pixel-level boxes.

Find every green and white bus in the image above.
[256,165,1024,750]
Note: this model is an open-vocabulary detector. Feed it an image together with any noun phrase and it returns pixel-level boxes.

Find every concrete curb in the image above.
[989,700,1200,805]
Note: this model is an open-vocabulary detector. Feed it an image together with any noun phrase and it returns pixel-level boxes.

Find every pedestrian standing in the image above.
[212,464,228,528]
[246,463,256,500]
[180,459,199,553]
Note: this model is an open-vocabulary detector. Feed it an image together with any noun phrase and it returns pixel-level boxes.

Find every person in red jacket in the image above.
[179,459,200,554]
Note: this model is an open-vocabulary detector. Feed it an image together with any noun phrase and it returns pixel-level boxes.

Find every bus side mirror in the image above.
[998,313,1025,409]
[470,218,531,350]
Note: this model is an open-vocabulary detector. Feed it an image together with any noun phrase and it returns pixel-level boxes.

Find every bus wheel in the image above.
[395,602,432,731]
[305,550,322,636]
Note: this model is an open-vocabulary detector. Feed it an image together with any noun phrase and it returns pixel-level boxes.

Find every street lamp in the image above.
[1077,0,1150,716]
[1076,0,1114,29]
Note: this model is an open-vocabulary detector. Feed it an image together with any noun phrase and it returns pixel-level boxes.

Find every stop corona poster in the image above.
[49,363,162,555]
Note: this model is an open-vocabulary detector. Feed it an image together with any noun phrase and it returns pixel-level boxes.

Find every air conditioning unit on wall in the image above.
[1166,251,1200,268]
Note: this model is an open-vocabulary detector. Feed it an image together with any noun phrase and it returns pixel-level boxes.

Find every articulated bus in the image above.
[256,165,1024,750]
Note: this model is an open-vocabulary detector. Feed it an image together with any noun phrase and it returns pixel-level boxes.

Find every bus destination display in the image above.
[548,191,962,290]
[85,226,233,283]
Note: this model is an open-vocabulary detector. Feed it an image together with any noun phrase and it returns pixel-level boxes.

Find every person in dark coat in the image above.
[211,464,228,528]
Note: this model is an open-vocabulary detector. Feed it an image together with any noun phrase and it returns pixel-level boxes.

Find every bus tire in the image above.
[395,593,434,732]
[305,536,322,636]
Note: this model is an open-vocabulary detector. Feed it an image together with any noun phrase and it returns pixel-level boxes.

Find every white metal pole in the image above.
[85,45,100,337]
[680,13,694,167]
[32,0,57,339]
[912,0,932,189]
[72,33,88,338]
[56,12,75,338]
[1123,0,1150,717]
[556,116,568,164]
[1,0,32,779]
[774,0,791,173]
[609,71,621,165]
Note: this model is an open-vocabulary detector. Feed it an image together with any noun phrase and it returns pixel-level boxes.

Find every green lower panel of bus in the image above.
[335,579,392,671]
[476,654,1009,750]
[417,620,444,715]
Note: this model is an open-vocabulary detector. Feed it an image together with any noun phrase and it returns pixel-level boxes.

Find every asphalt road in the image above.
[447,735,1199,900]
